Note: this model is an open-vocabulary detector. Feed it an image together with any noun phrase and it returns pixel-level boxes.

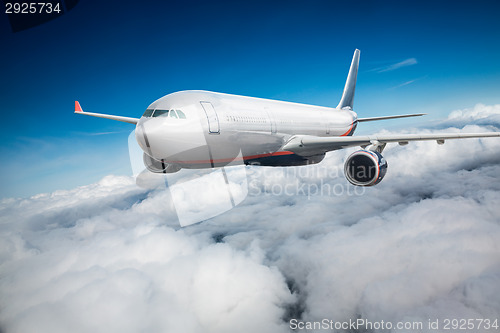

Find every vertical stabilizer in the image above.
[337,49,360,110]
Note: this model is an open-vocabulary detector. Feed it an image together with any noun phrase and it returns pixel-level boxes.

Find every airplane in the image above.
[75,49,500,187]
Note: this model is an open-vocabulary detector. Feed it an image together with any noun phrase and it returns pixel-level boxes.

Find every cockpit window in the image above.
[176,109,186,119]
[142,109,154,117]
[144,108,186,119]
[152,109,169,117]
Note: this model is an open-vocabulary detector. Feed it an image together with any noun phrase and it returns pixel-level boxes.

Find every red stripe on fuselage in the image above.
[340,112,357,136]
[168,150,295,165]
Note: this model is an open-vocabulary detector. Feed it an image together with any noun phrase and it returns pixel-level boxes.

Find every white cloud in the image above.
[389,76,427,90]
[448,103,500,120]
[390,78,417,89]
[1,104,500,333]
[438,103,500,129]
[369,58,418,73]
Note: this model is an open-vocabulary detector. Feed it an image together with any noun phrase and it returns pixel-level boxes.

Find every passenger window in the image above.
[142,109,154,117]
[153,109,169,117]
[176,109,186,119]
[170,109,178,118]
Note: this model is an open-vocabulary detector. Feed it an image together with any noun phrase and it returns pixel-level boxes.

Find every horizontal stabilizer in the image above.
[74,101,139,124]
[358,113,426,122]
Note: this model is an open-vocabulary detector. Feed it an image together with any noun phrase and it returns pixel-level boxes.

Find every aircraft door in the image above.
[264,108,277,134]
[200,101,220,134]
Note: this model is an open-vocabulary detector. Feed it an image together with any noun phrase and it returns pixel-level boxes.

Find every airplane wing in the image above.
[74,101,139,124]
[282,132,500,156]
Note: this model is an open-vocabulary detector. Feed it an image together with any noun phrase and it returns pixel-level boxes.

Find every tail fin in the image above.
[337,49,360,110]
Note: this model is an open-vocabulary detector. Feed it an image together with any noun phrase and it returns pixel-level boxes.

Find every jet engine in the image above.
[344,150,387,186]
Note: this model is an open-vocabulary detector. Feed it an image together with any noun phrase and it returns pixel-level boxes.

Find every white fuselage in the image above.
[135,90,357,169]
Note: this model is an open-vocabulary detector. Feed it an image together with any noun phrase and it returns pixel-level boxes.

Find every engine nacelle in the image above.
[344,150,388,186]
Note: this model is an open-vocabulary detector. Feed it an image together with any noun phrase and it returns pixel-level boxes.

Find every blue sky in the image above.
[1,0,500,198]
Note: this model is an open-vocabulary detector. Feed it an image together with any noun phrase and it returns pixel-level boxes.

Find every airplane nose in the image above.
[135,123,149,153]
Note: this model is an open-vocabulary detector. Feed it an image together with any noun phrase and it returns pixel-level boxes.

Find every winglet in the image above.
[75,101,83,112]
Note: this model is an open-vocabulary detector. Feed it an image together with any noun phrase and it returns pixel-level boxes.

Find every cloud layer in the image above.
[1,104,500,333]
[438,103,500,129]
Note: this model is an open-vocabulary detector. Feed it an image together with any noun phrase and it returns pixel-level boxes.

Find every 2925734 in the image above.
[5,2,61,14]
